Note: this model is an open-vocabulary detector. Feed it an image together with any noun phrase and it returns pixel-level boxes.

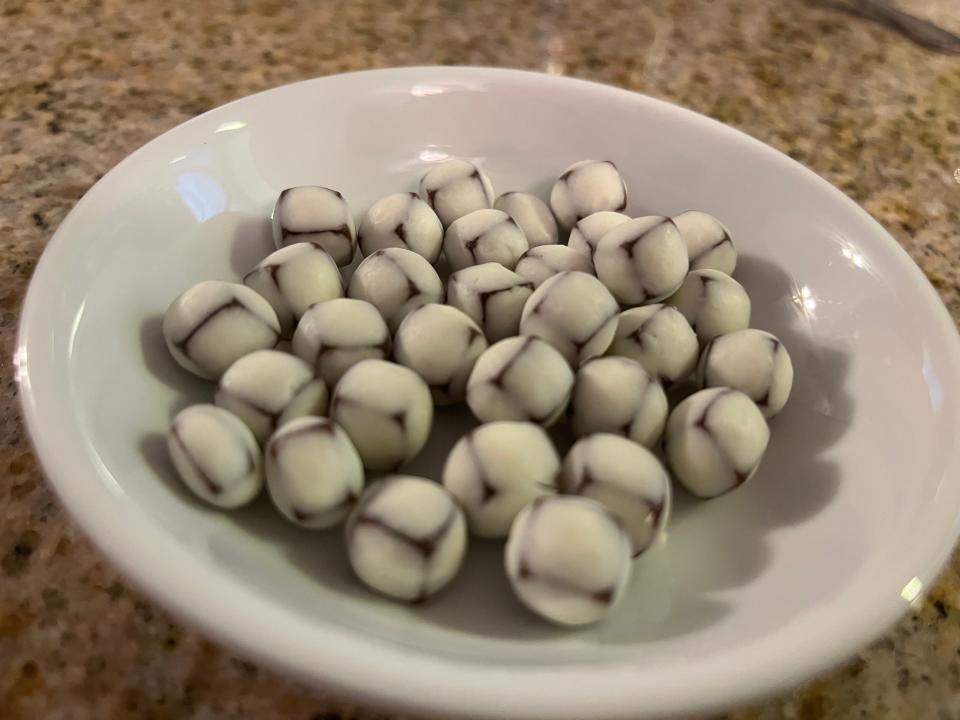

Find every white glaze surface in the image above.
[447,263,533,342]
[666,269,751,344]
[559,433,671,556]
[394,303,488,404]
[466,336,574,425]
[163,280,281,380]
[272,186,357,266]
[607,304,699,385]
[358,191,444,262]
[698,328,794,418]
[243,242,343,337]
[519,271,618,366]
[570,356,668,447]
[346,475,467,601]
[665,387,770,498]
[265,416,363,529]
[330,359,433,471]
[443,421,558,538]
[167,404,263,508]
[443,208,529,271]
[215,349,328,445]
[291,298,390,387]
[494,192,558,247]
[347,247,444,331]
[505,495,632,626]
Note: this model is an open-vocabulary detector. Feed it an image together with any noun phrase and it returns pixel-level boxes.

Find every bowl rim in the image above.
[17,66,960,719]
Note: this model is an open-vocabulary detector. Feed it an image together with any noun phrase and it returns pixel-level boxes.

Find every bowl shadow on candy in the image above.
[637,254,852,642]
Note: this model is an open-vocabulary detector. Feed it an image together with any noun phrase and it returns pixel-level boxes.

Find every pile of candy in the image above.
[162,158,793,626]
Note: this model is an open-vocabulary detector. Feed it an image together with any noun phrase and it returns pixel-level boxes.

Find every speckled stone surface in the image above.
[1,0,959,718]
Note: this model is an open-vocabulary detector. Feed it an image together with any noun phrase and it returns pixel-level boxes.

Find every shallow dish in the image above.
[17,67,960,719]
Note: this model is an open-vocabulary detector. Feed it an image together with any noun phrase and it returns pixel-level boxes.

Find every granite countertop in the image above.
[2,0,959,717]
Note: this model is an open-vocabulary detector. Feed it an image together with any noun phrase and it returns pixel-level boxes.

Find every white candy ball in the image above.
[419,159,494,227]
[443,421,559,538]
[514,244,593,289]
[666,269,751,344]
[466,336,574,426]
[164,280,281,380]
[549,160,628,229]
[346,475,467,602]
[292,298,390,387]
[447,263,533,342]
[243,242,343,337]
[594,216,689,306]
[570,357,668,447]
[357,192,443,263]
[607,304,699,385]
[567,211,630,262]
[265,416,363,529]
[347,247,444,332]
[215,350,328,445]
[560,434,671,556]
[698,329,793,418]
[505,495,632,626]
[665,388,770,499]
[494,192,559,247]
[519,271,619,366]
[443,208,529,272]
[331,360,433,472]
[673,210,736,275]
[168,404,263,508]
[394,304,488,405]
[272,186,356,266]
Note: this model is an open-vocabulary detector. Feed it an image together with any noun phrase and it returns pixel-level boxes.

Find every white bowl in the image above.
[18,67,960,719]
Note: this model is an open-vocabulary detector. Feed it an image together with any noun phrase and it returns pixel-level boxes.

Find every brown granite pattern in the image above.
[1,0,959,718]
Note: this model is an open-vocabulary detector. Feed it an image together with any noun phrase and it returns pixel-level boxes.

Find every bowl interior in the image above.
[21,68,960,717]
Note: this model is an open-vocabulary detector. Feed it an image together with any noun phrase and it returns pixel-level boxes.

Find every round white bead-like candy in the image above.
[443,209,529,272]
[666,269,751,344]
[215,350,328,445]
[265,416,363,529]
[494,192,559,247]
[673,210,736,275]
[243,242,343,337]
[419,159,495,227]
[570,357,668,448]
[594,216,689,306]
[466,336,574,426]
[330,360,433,471]
[519,271,619,367]
[164,280,281,380]
[346,475,467,602]
[549,160,628,229]
[447,263,533,342]
[559,434,671,557]
[272,186,356,266]
[394,304,488,405]
[665,388,770,499]
[514,245,593,289]
[567,211,630,262]
[607,304,699,385]
[443,421,559,538]
[167,404,263,508]
[347,247,444,332]
[357,192,443,263]
[505,495,632,626]
[292,298,390,387]
[698,329,793,418]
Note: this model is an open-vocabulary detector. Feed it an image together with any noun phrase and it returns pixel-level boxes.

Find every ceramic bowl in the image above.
[17,67,960,719]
